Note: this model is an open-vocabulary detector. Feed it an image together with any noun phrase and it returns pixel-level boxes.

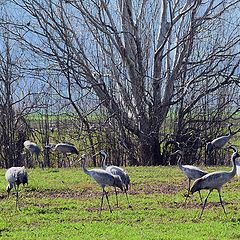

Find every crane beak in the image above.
[92,152,100,158]
[170,151,177,156]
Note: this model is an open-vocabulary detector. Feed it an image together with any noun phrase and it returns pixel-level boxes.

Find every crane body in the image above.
[100,150,131,208]
[191,145,240,218]
[172,150,208,203]
[24,140,42,168]
[48,143,79,167]
[53,143,79,155]
[81,154,123,215]
[5,166,28,208]
[206,124,234,152]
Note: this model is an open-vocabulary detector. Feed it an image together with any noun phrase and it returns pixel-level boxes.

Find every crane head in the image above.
[229,145,238,153]
[44,144,55,150]
[166,140,180,150]
[99,150,107,157]
[79,154,87,168]
[16,167,28,186]
[171,150,183,156]
[190,178,202,194]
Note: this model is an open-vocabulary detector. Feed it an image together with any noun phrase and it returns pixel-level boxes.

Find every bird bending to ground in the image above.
[24,140,42,168]
[99,150,131,208]
[47,143,79,167]
[81,154,124,215]
[190,145,240,218]
[171,150,208,203]
[5,166,28,208]
[206,123,234,153]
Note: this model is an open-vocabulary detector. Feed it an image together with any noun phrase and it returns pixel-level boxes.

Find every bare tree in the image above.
[4,0,240,165]
[0,26,41,167]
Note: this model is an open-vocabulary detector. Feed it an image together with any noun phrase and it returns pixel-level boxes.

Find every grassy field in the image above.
[0,166,239,240]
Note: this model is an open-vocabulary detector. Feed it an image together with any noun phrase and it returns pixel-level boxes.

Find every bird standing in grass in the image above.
[206,124,234,153]
[81,154,124,215]
[190,145,240,218]
[171,149,208,203]
[47,142,79,167]
[5,166,28,208]
[99,150,131,208]
[24,140,42,168]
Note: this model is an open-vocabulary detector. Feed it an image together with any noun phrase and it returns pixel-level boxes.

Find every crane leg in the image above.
[198,191,203,203]
[99,188,112,215]
[114,187,119,208]
[65,155,71,167]
[6,184,12,198]
[99,188,105,215]
[218,190,227,215]
[15,184,19,209]
[184,179,191,204]
[199,190,212,219]
[36,155,44,170]
[62,154,67,168]
[7,189,10,198]
[30,153,34,168]
[204,151,207,165]
[104,190,112,213]
[125,189,132,208]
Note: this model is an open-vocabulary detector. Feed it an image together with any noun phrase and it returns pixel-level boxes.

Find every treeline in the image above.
[0,1,239,167]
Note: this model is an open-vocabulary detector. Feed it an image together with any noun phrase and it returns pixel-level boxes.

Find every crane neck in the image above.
[82,157,90,175]
[228,124,233,136]
[101,154,107,169]
[177,154,183,168]
[229,153,237,178]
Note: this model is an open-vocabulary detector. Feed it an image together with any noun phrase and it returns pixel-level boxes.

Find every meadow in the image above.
[0,165,239,240]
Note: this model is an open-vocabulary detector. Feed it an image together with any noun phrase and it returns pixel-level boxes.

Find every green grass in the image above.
[0,166,239,239]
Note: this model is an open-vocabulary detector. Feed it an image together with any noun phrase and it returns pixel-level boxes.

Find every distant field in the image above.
[0,166,239,239]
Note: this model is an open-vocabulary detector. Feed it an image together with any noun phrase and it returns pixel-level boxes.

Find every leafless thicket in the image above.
[0,0,239,167]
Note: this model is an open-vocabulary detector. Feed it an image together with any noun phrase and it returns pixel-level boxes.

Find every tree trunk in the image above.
[139,134,162,166]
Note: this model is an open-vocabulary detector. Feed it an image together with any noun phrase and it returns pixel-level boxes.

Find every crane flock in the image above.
[99,150,131,208]
[2,124,240,219]
[81,153,124,215]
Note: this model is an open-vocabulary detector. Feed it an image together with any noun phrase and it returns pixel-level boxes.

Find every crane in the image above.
[81,154,124,215]
[206,124,234,152]
[5,166,28,208]
[24,140,43,168]
[172,150,208,203]
[190,145,240,218]
[47,142,79,167]
[99,150,131,208]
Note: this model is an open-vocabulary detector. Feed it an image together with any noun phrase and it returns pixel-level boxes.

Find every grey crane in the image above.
[172,150,208,203]
[48,143,79,167]
[24,140,43,168]
[206,124,234,152]
[99,150,131,208]
[5,166,28,208]
[190,145,240,218]
[81,154,124,215]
